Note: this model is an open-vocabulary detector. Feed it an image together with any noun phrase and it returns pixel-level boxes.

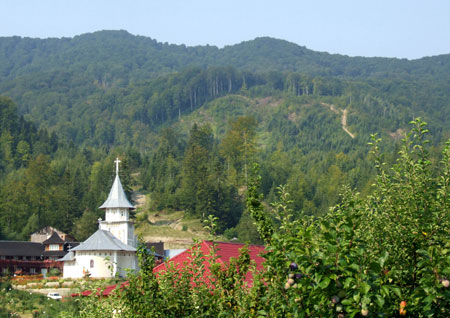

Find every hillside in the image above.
[1,31,450,243]
[1,31,450,83]
[0,31,448,150]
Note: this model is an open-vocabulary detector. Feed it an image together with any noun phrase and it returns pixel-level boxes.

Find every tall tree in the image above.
[24,154,55,229]
[179,123,214,218]
[220,116,258,184]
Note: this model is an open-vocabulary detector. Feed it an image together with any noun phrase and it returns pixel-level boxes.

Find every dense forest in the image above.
[0,31,449,243]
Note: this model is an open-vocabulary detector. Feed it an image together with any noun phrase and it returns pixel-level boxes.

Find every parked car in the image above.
[47,292,62,300]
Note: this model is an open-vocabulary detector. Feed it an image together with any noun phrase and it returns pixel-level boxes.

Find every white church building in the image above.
[60,159,138,278]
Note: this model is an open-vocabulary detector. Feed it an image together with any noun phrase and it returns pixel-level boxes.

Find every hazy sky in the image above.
[1,0,449,59]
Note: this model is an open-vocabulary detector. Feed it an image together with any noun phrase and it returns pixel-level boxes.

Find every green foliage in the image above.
[77,237,254,318]
[75,122,450,317]
[0,287,78,317]
[173,123,243,232]
[0,97,138,240]
[2,32,450,252]
[220,116,258,184]
[246,164,274,244]
[245,120,450,317]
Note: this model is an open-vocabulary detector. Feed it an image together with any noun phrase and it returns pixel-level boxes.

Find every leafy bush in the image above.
[48,268,61,277]
[245,119,450,317]
[77,119,450,317]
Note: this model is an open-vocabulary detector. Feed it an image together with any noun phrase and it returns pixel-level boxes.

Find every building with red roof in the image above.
[79,240,266,297]
[153,240,265,287]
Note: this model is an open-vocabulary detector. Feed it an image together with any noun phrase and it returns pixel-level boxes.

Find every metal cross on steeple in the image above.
[115,158,121,175]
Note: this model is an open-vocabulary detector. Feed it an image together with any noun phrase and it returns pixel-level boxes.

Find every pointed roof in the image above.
[99,174,134,209]
[70,229,136,252]
[42,232,64,245]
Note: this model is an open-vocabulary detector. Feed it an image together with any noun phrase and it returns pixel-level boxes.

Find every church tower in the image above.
[98,158,137,247]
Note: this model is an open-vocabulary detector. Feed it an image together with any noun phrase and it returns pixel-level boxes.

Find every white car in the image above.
[47,292,62,300]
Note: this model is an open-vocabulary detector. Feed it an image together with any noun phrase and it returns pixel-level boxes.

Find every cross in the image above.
[115,158,121,175]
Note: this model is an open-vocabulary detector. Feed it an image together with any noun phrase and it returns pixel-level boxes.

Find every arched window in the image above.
[90,259,94,268]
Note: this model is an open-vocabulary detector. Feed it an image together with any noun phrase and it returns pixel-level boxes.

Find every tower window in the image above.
[90,259,94,268]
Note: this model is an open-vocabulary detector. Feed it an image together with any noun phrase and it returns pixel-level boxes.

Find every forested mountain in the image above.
[0,30,449,243]
[0,97,138,241]
[1,30,450,83]
[0,31,449,148]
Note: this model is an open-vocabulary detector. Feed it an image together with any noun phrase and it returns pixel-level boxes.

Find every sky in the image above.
[1,0,450,60]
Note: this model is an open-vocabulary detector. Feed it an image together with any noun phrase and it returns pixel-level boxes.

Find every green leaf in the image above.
[360,282,370,294]
[379,251,389,268]
[392,286,402,298]
[344,277,355,288]
[341,298,352,305]
[319,277,330,289]
[375,294,385,308]
[380,285,390,297]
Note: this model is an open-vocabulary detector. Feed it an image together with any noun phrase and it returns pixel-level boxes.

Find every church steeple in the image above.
[98,158,136,247]
[99,158,134,210]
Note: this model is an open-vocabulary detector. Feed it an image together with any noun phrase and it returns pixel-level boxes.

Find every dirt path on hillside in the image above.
[132,191,147,208]
[341,109,355,139]
[321,103,355,139]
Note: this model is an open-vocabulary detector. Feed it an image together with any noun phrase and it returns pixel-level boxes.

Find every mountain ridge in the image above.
[1,30,449,84]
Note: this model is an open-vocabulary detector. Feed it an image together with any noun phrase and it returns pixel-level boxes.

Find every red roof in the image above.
[153,241,266,287]
[76,241,266,297]
[72,281,128,297]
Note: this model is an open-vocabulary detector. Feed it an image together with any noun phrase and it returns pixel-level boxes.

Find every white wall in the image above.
[63,250,137,279]
[99,220,137,248]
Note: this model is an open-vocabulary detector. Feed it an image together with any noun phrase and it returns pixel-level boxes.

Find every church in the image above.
[60,159,138,278]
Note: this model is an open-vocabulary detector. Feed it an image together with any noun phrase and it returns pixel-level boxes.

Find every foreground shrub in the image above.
[76,119,450,317]
[246,119,450,317]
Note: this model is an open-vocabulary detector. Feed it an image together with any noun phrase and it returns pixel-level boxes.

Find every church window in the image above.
[90,259,94,268]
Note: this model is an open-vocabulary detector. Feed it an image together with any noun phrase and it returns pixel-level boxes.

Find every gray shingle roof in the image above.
[70,230,136,252]
[99,174,134,209]
[42,232,64,245]
[0,241,44,257]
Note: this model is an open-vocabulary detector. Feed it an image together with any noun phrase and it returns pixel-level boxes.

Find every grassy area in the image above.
[134,205,215,249]
[0,287,78,317]
[0,277,130,317]
[136,223,197,239]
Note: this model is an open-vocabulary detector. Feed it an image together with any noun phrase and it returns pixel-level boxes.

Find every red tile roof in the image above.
[153,241,266,287]
[76,241,266,297]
